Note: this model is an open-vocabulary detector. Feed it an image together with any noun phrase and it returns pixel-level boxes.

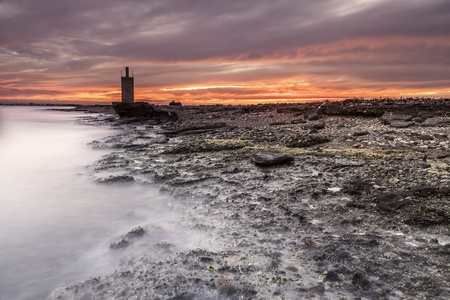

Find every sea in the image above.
[0,106,181,299]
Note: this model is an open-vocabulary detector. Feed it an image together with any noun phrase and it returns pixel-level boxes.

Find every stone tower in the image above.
[121,67,134,103]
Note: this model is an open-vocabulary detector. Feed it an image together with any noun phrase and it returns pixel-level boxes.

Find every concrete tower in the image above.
[121,67,134,103]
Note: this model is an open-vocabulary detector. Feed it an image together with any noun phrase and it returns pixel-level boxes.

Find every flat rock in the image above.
[283,134,330,148]
[381,112,416,124]
[251,152,294,166]
[388,120,415,128]
[420,117,450,126]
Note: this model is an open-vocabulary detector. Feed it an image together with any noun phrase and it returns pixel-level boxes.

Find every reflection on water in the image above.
[0,107,179,300]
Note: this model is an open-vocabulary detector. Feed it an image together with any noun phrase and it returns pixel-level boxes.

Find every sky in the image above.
[1,0,450,105]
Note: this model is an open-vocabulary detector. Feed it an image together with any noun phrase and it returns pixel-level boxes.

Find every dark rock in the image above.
[301,122,325,130]
[110,226,146,250]
[112,102,178,123]
[374,192,412,212]
[169,100,182,106]
[125,226,145,239]
[109,239,129,250]
[353,130,369,137]
[283,134,330,148]
[308,114,321,121]
[251,152,294,167]
[199,257,213,263]
[325,271,341,282]
[112,102,154,118]
[342,179,372,195]
[352,272,371,289]
[269,121,286,126]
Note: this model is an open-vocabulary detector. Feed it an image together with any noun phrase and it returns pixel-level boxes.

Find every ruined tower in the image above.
[121,67,134,103]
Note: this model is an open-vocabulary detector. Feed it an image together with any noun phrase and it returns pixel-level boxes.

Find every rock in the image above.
[283,134,330,148]
[304,237,316,247]
[353,130,369,137]
[333,204,347,212]
[388,120,415,128]
[325,271,341,282]
[251,152,294,166]
[308,285,325,294]
[110,226,146,250]
[112,102,155,118]
[381,112,415,123]
[421,117,450,126]
[301,122,325,130]
[352,272,371,289]
[308,114,322,121]
[285,266,298,272]
[97,175,135,184]
[125,226,145,239]
[112,102,178,122]
[169,100,182,106]
[374,192,413,212]
[214,277,236,294]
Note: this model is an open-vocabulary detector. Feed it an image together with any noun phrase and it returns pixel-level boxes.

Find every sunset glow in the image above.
[1,0,449,104]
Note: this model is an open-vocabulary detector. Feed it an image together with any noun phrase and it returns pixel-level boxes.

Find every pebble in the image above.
[308,285,325,293]
[285,266,298,272]
[214,277,236,294]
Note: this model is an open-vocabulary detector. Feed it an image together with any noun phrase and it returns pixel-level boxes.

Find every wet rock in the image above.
[374,192,412,212]
[112,102,154,118]
[342,179,372,195]
[97,175,135,184]
[325,270,341,282]
[112,102,178,123]
[164,139,246,154]
[110,226,146,250]
[283,134,330,148]
[352,272,371,289]
[214,277,236,295]
[251,152,294,167]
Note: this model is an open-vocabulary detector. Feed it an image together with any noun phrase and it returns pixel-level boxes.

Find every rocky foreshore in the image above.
[50,99,449,300]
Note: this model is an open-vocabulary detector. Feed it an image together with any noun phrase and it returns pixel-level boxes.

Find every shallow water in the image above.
[0,106,179,300]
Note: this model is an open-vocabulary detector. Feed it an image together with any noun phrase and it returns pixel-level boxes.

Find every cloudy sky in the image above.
[1,0,449,104]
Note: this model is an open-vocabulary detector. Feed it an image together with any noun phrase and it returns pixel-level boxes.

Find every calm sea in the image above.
[0,106,180,299]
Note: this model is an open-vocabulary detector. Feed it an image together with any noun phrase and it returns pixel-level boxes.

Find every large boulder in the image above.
[112,102,154,118]
[112,102,178,122]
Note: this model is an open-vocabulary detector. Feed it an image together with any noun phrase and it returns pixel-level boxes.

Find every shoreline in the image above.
[50,99,449,299]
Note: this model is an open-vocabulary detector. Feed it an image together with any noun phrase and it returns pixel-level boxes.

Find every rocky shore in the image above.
[50,99,449,300]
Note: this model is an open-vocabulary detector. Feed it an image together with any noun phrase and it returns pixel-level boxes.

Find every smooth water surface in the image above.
[0,106,177,300]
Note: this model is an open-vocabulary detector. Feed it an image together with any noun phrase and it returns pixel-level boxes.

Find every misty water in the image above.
[0,107,183,299]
